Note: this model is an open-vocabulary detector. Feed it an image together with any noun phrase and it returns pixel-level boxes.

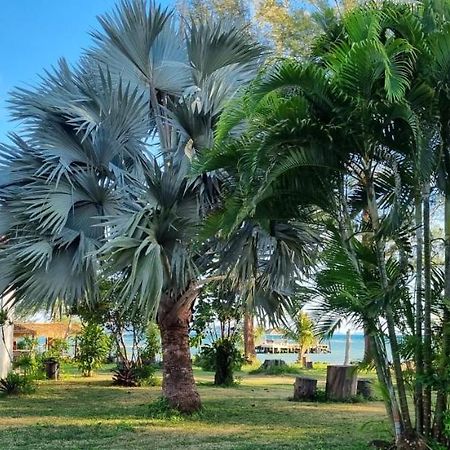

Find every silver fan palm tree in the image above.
[0,0,263,412]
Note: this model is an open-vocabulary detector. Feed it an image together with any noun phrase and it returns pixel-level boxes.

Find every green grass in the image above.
[0,364,391,450]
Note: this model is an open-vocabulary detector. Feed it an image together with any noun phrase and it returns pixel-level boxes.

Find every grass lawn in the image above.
[0,364,391,450]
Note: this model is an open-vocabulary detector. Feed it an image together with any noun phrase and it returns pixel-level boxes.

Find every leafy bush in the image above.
[76,324,111,377]
[112,362,160,387]
[112,363,139,387]
[194,339,244,386]
[0,372,35,396]
[13,337,44,379]
[140,322,161,363]
[194,341,244,373]
[42,338,69,363]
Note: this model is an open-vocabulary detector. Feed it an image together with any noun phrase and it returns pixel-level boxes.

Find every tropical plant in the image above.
[191,282,244,385]
[0,372,35,396]
[13,337,43,379]
[282,311,318,365]
[0,0,266,413]
[42,338,69,364]
[199,2,450,447]
[140,322,161,364]
[112,360,158,387]
[76,324,111,377]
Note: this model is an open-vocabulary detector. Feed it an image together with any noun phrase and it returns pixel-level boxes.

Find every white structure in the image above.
[0,295,14,379]
[344,329,351,365]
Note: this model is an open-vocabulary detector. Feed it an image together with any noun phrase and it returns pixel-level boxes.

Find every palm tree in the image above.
[199,2,434,445]
[0,0,263,413]
[282,311,317,365]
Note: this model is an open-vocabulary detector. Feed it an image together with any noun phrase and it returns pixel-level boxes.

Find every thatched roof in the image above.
[13,322,82,339]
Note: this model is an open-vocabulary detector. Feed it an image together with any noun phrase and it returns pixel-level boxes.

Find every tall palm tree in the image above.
[0,0,264,413]
[199,3,435,446]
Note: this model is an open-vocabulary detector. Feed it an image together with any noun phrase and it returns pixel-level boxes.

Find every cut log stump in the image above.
[357,379,373,399]
[261,359,286,370]
[293,377,317,401]
[325,365,357,400]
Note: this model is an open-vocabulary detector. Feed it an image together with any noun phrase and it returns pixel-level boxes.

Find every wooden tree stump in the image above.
[325,365,357,400]
[357,379,373,399]
[293,377,317,401]
[261,359,286,370]
[305,361,314,369]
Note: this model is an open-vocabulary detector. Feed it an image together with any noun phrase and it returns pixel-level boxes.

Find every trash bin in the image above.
[44,358,59,380]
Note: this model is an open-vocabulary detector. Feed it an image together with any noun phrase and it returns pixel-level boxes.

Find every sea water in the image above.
[256,333,366,365]
[119,332,367,365]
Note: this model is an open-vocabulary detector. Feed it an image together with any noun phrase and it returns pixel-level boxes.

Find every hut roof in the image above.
[13,322,81,339]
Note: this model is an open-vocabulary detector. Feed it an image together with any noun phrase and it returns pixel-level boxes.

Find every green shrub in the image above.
[76,324,111,377]
[0,372,35,396]
[194,342,244,373]
[250,364,301,375]
[13,354,44,379]
[140,322,161,364]
[112,361,160,387]
[42,338,69,363]
[13,337,44,379]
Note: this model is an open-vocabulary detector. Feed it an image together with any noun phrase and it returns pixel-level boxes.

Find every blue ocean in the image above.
[115,331,366,365]
[255,333,366,365]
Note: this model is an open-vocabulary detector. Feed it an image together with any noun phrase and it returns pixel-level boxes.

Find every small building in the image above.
[13,321,81,358]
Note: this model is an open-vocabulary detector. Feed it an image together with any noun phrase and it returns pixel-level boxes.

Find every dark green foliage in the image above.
[0,372,35,396]
[42,338,69,364]
[289,387,377,404]
[13,337,44,379]
[76,324,111,377]
[112,361,159,387]
[140,322,161,364]
[194,340,244,374]
[249,363,301,376]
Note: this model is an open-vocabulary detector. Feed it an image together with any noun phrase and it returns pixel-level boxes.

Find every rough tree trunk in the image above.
[363,326,374,365]
[158,290,201,414]
[293,377,317,401]
[243,312,256,363]
[325,365,357,400]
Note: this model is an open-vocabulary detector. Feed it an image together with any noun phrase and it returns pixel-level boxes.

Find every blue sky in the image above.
[0,0,170,142]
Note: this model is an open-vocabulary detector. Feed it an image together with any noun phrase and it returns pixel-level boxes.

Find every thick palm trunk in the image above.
[243,312,256,363]
[157,290,201,413]
[414,193,424,434]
